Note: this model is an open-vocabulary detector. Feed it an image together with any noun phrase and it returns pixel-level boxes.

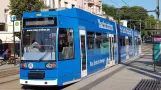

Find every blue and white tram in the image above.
[118,25,133,61]
[133,30,141,56]
[20,8,118,86]
[138,33,142,54]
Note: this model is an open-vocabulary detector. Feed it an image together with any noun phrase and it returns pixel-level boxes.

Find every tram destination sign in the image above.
[23,17,57,27]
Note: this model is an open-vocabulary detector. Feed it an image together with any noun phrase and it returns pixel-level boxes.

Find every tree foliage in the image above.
[102,4,158,37]
[8,0,48,20]
[102,4,117,19]
[141,29,148,37]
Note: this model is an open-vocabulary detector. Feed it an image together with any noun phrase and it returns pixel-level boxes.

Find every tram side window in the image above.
[138,38,141,45]
[125,37,129,46]
[102,33,109,48]
[87,32,95,49]
[114,35,116,43]
[120,36,125,46]
[58,28,74,60]
[129,37,132,45]
[134,39,137,46]
[95,33,102,49]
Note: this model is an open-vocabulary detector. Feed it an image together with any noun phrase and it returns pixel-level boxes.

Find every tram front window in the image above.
[21,28,57,61]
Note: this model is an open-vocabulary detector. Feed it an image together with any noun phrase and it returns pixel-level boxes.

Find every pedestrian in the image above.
[2,49,11,62]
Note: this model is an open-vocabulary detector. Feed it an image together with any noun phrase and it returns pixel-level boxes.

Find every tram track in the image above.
[0,68,19,85]
[0,77,19,85]
[0,67,19,78]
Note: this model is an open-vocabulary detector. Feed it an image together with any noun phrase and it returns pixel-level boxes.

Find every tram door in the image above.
[79,30,87,77]
[109,34,115,66]
[125,36,129,59]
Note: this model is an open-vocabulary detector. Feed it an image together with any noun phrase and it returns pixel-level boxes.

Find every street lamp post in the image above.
[11,15,17,65]
[13,20,15,59]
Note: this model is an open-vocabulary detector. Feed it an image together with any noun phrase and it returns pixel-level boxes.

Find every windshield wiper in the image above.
[38,52,49,62]
[38,45,54,62]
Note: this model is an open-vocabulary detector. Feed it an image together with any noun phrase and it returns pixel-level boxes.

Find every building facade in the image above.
[43,0,103,16]
[0,0,20,55]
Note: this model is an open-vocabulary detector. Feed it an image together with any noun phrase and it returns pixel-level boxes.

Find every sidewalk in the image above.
[63,48,156,90]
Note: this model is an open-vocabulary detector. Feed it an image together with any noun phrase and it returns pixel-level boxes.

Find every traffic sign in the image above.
[7,21,21,32]
[11,15,17,22]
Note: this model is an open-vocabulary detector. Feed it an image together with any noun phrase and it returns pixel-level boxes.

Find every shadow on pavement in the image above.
[21,83,75,90]
[122,61,161,78]
[140,55,152,59]
[128,68,161,80]
[134,61,153,66]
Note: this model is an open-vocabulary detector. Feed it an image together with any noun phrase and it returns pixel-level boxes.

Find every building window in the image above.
[64,2,68,8]
[72,4,75,8]
[0,23,5,31]
[58,28,74,60]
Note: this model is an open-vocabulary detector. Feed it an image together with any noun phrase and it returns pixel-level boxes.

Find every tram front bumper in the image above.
[20,79,58,86]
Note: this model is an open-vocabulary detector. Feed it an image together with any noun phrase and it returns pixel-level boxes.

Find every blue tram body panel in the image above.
[118,25,133,61]
[20,8,141,86]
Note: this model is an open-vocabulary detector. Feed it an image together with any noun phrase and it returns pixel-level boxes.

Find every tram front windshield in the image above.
[21,28,57,61]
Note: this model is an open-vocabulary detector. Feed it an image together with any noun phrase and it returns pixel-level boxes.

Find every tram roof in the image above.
[23,8,115,23]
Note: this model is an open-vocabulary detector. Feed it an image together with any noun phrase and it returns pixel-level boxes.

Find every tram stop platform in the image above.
[63,47,161,90]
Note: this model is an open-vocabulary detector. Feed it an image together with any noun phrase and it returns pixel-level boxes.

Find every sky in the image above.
[102,0,159,19]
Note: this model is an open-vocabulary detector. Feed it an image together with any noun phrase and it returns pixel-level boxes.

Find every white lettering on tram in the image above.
[98,19,113,31]
[120,26,132,36]
[90,59,105,67]
[27,28,50,32]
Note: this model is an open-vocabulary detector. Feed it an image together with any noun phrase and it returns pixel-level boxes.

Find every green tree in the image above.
[145,15,157,29]
[141,29,148,37]
[102,4,149,31]
[120,6,148,30]
[102,4,117,19]
[102,3,160,37]
[8,0,49,20]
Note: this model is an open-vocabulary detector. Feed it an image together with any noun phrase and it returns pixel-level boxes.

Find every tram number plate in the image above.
[28,72,45,79]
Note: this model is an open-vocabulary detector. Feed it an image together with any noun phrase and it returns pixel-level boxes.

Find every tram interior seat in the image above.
[62,47,74,60]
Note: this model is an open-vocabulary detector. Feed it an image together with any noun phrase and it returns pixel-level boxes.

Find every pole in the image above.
[140,19,141,39]
[117,10,121,64]
[140,19,141,32]
[118,19,121,64]
[13,21,15,64]
[156,0,159,29]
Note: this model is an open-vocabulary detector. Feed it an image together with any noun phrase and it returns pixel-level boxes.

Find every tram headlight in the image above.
[28,63,33,69]
[46,63,56,68]
[21,63,27,68]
